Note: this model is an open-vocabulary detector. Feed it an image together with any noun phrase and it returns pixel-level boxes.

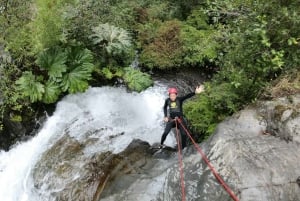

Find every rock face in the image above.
[169,95,300,201]
[33,136,157,201]
[32,95,300,201]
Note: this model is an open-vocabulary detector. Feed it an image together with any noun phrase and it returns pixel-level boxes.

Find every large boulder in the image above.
[32,134,156,201]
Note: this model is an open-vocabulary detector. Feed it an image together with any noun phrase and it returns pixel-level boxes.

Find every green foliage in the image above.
[167,0,203,19]
[184,0,300,137]
[3,0,300,142]
[36,47,67,80]
[15,71,45,103]
[0,0,33,57]
[142,1,177,21]
[0,61,32,128]
[186,8,210,30]
[136,19,163,48]
[42,81,61,104]
[184,82,240,136]
[181,24,220,66]
[184,93,217,136]
[15,46,94,103]
[101,68,115,80]
[62,46,94,93]
[100,67,124,80]
[123,68,153,92]
[207,0,300,69]
[91,23,132,56]
[30,0,75,53]
[140,20,183,69]
[64,0,137,43]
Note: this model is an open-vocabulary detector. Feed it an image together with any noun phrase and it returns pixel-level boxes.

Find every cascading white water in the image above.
[0,85,177,201]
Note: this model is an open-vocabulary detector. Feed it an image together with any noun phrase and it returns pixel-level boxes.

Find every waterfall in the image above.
[0,85,177,201]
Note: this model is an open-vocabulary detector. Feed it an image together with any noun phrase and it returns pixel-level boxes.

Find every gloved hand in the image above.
[164,117,169,122]
[195,85,205,94]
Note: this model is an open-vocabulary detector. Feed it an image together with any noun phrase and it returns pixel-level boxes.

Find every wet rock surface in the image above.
[169,96,300,201]
[33,135,159,201]
[32,95,300,201]
[152,67,207,95]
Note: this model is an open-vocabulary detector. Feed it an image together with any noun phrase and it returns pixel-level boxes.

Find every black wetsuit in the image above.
[160,92,195,149]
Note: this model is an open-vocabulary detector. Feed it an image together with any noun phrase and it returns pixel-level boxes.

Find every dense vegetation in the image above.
[0,0,299,140]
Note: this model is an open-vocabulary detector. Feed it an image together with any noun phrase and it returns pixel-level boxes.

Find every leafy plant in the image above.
[62,46,94,93]
[91,23,132,56]
[184,82,240,136]
[15,71,45,103]
[140,20,183,69]
[16,45,95,103]
[181,24,220,66]
[186,8,210,30]
[42,80,61,104]
[184,0,300,138]
[36,47,67,80]
[30,0,73,53]
[0,61,32,128]
[123,67,153,92]
[0,0,33,58]
[100,67,124,80]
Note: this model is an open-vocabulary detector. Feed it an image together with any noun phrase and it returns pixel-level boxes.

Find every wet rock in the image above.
[259,95,300,143]
[0,113,47,150]
[152,67,207,95]
[32,95,300,201]
[101,96,300,201]
[33,135,155,201]
[163,97,300,201]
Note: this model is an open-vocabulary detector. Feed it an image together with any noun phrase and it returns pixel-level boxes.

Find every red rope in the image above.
[175,120,187,201]
[177,118,240,201]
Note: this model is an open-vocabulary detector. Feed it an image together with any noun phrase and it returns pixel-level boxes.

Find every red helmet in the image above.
[168,87,178,94]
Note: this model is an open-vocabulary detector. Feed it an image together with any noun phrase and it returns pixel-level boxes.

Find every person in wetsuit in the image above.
[160,85,205,149]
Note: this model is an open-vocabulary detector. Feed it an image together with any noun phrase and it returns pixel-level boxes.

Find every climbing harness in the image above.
[174,118,240,201]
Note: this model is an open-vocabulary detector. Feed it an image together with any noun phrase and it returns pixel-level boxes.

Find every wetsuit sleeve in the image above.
[163,99,168,117]
[179,92,195,102]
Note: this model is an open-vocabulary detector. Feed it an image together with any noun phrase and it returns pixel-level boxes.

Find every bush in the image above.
[90,23,132,62]
[138,9,220,69]
[140,20,183,69]
[181,24,220,67]
[184,81,240,136]
[0,0,35,65]
[15,45,95,103]
[30,0,75,54]
[123,67,153,92]
[0,60,35,128]
[184,0,300,137]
